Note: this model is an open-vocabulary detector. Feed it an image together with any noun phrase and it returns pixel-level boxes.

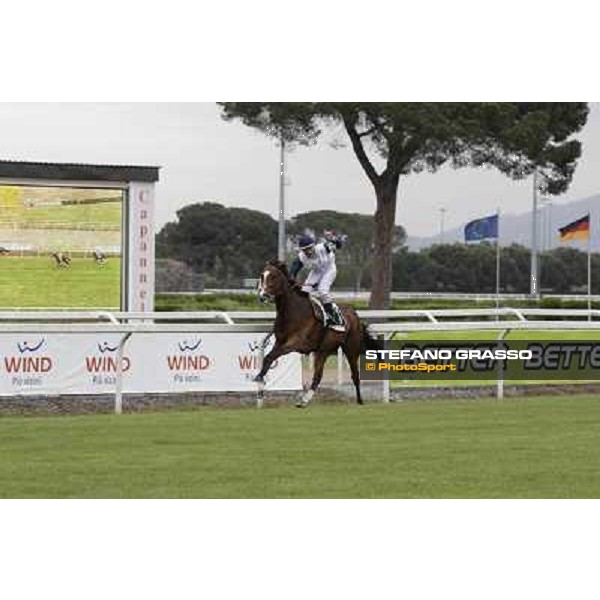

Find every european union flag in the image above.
[464,214,499,242]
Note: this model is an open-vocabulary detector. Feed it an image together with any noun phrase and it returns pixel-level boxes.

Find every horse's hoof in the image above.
[253,375,264,383]
[296,389,314,408]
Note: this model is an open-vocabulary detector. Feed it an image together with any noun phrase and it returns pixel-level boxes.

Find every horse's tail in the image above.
[360,320,384,353]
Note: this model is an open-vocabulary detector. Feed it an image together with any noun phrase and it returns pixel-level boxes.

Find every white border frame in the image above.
[0,175,156,312]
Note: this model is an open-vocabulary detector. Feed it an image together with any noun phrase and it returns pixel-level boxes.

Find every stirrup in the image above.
[327,315,345,332]
[327,305,345,332]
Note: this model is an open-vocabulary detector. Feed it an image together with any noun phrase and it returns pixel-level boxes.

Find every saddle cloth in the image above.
[309,296,346,330]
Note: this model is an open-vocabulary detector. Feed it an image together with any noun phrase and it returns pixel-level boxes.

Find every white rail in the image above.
[1,307,599,323]
[0,323,272,333]
[2,308,600,411]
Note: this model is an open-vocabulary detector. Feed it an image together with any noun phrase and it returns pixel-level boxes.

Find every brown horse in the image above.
[254,259,382,407]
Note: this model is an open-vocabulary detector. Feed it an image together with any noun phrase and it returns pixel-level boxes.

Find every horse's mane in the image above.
[266,259,309,297]
[267,259,290,278]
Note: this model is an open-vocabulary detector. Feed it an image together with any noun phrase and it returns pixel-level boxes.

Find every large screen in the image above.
[0,185,123,309]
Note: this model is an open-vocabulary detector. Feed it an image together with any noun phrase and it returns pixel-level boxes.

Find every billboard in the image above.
[0,185,123,309]
[0,333,302,395]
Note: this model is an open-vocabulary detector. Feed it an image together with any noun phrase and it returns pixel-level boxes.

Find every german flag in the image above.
[559,214,590,243]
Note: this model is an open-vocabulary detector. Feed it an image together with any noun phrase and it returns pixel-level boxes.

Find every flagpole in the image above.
[530,169,539,298]
[588,214,592,321]
[496,208,501,320]
[278,136,286,261]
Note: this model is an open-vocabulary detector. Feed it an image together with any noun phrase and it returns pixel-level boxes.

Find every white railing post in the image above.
[97,311,119,324]
[115,332,132,414]
[496,329,509,401]
[508,308,526,321]
[337,346,344,387]
[382,333,391,403]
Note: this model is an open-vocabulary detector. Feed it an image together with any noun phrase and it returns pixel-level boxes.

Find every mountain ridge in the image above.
[407,193,600,252]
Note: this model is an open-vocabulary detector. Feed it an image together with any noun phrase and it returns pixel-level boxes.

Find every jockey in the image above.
[288,231,346,332]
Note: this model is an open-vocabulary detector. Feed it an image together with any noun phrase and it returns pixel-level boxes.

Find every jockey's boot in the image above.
[323,302,345,332]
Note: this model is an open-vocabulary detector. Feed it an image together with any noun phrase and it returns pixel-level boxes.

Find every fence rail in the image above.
[1,307,597,323]
[2,308,600,411]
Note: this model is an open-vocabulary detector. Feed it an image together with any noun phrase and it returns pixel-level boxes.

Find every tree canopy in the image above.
[394,243,597,294]
[155,202,277,287]
[156,203,406,290]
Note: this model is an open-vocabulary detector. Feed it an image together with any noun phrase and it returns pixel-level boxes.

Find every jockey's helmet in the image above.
[298,235,315,250]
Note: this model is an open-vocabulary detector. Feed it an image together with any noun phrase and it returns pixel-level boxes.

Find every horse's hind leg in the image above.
[342,346,363,405]
[297,350,328,408]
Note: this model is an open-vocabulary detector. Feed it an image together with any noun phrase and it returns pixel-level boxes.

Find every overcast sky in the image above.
[0,102,598,238]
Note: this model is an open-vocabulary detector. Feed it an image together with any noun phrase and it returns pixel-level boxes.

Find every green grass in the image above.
[0,256,121,308]
[2,397,600,498]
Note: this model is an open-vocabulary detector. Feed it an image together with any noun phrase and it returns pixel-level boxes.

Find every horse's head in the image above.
[257,260,290,303]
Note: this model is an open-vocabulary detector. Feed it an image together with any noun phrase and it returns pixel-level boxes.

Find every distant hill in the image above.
[407,193,600,252]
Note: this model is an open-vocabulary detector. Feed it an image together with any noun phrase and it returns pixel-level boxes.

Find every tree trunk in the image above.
[369,177,399,309]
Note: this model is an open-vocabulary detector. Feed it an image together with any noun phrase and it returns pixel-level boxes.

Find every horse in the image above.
[253,259,382,407]
[51,252,71,268]
[93,250,107,265]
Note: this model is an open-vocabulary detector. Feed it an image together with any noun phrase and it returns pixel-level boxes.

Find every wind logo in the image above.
[238,339,278,371]
[85,341,131,372]
[167,338,211,371]
[17,338,45,353]
[4,338,52,373]
[247,341,261,353]
[177,339,202,352]
[98,342,119,353]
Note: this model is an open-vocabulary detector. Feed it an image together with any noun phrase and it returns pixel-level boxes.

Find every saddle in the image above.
[309,296,346,332]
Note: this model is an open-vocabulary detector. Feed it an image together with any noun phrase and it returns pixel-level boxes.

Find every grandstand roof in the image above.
[0,160,160,183]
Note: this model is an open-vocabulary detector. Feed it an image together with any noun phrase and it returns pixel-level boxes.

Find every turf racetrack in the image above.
[2,396,600,498]
[0,256,120,308]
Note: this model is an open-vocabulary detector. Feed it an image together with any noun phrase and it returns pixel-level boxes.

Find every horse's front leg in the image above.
[253,343,290,383]
[296,350,328,408]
